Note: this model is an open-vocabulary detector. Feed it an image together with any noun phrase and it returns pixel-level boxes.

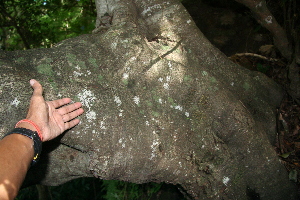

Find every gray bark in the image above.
[0,0,297,199]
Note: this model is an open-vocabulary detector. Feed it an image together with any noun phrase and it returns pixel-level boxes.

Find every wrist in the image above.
[15,122,37,132]
[15,119,43,142]
[2,128,43,166]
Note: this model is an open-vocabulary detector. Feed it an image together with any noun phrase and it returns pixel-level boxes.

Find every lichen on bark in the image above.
[0,0,298,199]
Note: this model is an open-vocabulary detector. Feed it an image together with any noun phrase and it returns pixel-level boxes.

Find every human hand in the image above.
[17,79,84,142]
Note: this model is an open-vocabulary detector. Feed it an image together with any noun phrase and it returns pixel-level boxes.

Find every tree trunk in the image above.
[0,0,297,199]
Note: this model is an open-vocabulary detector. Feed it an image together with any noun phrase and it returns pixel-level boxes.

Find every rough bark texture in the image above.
[0,0,298,199]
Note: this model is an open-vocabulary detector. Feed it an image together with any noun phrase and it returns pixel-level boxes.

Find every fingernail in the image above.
[30,79,35,86]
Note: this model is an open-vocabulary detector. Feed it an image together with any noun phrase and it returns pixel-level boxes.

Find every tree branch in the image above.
[235,0,292,61]
[0,6,31,49]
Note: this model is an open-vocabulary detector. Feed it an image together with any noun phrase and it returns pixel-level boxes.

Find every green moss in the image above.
[16,57,25,64]
[49,81,58,90]
[152,111,160,117]
[66,53,77,61]
[208,86,218,91]
[161,45,170,50]
[146,101,153,107]
[139,110,145,115]
[78,61,87,69]
[168,97,174,104]
[210,76,217,83]
[98,75,104,83]
[37,64,53,76]
[122,79,129,85]
[152,95,160,102]
[73,95,80,103]
[243,82,250,91]
[45,58,53,63]
[183,75,193,82]
[88,58,98,68]
[175,48,181,53]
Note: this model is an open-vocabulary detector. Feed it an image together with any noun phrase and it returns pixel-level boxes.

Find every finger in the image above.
[47,98,72,109]
[62,108,84,122]
[30,79,43,97]
[57,102,83,115]
[64,118,80,130]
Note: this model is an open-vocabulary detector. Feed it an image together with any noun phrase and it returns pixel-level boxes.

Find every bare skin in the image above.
[0,79,84,200]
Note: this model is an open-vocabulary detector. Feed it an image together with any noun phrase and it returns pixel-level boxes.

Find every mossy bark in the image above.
[0,0,297,199]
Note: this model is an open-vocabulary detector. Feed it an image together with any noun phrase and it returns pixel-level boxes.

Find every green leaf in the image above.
[280,151,292,158]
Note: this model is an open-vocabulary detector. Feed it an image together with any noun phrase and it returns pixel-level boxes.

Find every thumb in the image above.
[30,79,43,96]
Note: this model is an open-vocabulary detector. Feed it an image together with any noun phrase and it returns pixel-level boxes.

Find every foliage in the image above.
[16,178,164,200]
[102,180,162,200]
[16,178,105,200]
[0,0,96,50]
[256,62,270,74]
[15,185,38,200]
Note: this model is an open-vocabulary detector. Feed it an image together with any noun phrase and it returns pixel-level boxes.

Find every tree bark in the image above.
[0,0,297,199]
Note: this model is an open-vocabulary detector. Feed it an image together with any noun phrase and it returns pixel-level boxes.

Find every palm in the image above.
[42,99,83,141]
[47,103,66,138]
[27,80,84,142]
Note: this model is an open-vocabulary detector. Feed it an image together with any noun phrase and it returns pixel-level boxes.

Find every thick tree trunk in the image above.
[0,0,297,199]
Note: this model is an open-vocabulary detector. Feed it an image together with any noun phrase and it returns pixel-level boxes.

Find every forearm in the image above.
[0,79,83,199]
[0,134,34,200]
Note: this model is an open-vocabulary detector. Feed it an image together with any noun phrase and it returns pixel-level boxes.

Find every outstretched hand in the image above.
[23,79,84,141]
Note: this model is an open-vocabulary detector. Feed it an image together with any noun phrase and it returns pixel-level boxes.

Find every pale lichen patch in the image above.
[122,73,129,79]
[100,120,106,130]
[163,83,169,90]
[185,112,190,117]
[133,96,140,105]
[150,137,160,160]
[265,16,272,24]
[73,71,83,77]
[119,138,126,148]
[11,97,20,107]
[222,176,230,186]
[78,90,97,123]
[86,110,97,122]
[78,89,96,111]
[141,4,162,16]
[202,71,208,76]
[158,98,163,104]
[111,42,117,49]
[256,1,263,7]
[114,96,122,106]
[174,105,183,111]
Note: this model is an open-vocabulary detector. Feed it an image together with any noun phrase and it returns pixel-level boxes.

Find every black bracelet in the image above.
[2,128,42,166]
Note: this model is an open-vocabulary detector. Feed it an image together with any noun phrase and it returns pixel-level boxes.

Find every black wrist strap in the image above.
[3,128,42,166]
